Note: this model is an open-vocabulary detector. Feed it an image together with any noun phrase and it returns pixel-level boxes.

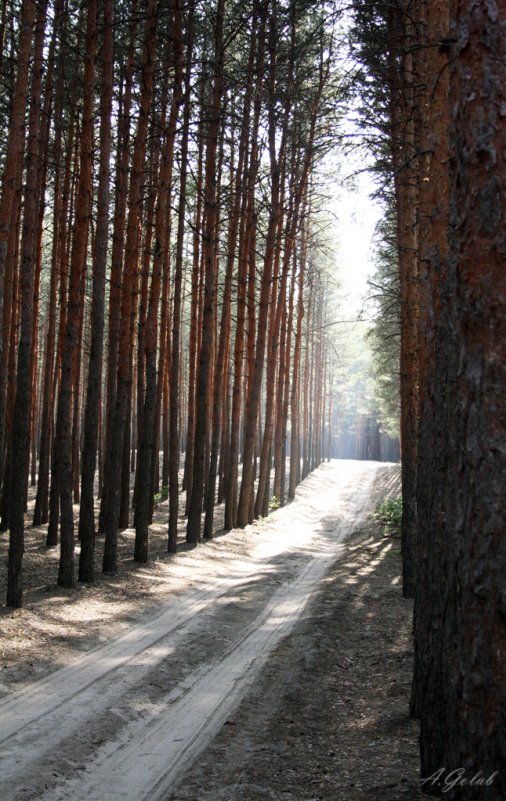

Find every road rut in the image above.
[0,460,391,801]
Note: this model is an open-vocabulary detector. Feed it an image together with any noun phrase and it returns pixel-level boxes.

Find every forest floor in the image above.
[0,460,427,801]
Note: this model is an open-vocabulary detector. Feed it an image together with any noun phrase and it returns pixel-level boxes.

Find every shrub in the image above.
[373,496,402,535]
[153,485,169,505]
[269,495,280,511]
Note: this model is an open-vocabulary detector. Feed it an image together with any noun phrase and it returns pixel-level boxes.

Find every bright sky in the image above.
[333,167,383,318]
[328,21,385,321]
[317,106,384,322]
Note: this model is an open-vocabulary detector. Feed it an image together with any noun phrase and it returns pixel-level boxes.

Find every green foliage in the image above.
[367,204,401,438]
[373,496,402,535]
[347,0,401,190]
[268,496,280,512]
[346,3,402,441]
[153,486,169,505]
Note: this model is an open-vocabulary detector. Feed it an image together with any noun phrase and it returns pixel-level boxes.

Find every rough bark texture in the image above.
[54,0,97,588]
[168,0,190,554]
[78,0,113,583]
[0,0,36,530]
[183,83,205,511]
[102,0,157,573]
[202,7,256,539]
[98,0,138,532]
[416,2,506,796]
[186,0,225,544]
[5,0,46,607]
[410,1,450,785]
[45,104,75,546]
[0,0,37,411]
[390,2,419,600]
[236,7,282,528]
[224,9,265,531]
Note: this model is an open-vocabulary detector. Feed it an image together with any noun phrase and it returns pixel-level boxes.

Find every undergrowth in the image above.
[373,496,402,536]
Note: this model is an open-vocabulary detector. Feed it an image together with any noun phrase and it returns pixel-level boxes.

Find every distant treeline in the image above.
[331,415,400,463]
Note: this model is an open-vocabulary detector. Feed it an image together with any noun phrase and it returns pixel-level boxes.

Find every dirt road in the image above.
[0,460,399,801]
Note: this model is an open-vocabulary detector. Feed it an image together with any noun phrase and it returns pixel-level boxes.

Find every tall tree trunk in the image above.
[54,0,97,588]
[254,205,284,519]
[302,285,312,480]
[274,255,296,505]
[0,169,21,508]
[183,79,205,508]
[0,1,37,470]
[103,0,158,573]
[410,0,449,753]
[203,8,258,538]
[0,213,21,534]
[78,0,113,582]
[390,2,420,599]
[289,210,307,499]
[135,0,184,562]
[415,1,506,793]
[223,9,266,529]
[133,129,160,515]
[236,6,282,528]
[98,0,138,531]
[46,111,75,546]
[168,0,192,554]
[6,0,48,606]
[444,3,506,788]
[186,0,225,544]
[119,380,133,530]
[237,0,325,525]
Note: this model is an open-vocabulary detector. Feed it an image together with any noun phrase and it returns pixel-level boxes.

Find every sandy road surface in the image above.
[0,460,395,801]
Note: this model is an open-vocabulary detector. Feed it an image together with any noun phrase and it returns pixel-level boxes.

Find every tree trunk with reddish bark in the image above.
[78,0,113,582]
[53,0,97,588]
[102,0,158,573]
[186,0,225,544]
